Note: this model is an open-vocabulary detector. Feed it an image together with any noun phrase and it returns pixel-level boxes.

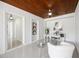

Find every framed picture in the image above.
[32,22,37,35]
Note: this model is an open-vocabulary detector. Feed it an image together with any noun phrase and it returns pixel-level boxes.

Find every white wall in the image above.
[31,14,45,42]
[75,1,79,54]
[39,19,46,40]
[0,11,6,54]
[0,1,44,54]
[45,13,75,43]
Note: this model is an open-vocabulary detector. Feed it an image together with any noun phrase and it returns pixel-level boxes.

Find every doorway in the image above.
[7,13,23,50]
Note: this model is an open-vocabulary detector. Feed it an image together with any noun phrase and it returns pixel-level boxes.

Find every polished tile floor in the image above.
[0,41,49,58]
[0,40,79,58]
[8,40,22,50]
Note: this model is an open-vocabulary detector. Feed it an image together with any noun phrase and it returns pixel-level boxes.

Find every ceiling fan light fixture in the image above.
[48,12,52,16]
[48,9,52,16]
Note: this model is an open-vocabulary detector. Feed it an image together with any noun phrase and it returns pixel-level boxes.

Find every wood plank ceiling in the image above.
[1,0,78,18]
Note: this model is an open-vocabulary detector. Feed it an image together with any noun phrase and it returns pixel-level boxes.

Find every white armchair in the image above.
[47,42,75,58]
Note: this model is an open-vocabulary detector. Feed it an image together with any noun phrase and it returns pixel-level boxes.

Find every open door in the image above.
[7,13,23,50]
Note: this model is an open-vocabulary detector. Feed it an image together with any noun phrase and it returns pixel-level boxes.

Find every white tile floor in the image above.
[0,41,49,58]
[8,40,22,50]
[0,40,79,58]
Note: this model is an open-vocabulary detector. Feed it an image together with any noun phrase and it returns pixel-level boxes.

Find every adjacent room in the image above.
[0,0,79,58]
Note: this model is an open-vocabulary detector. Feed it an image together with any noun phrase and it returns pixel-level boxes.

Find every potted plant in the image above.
[45,28,49,35]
